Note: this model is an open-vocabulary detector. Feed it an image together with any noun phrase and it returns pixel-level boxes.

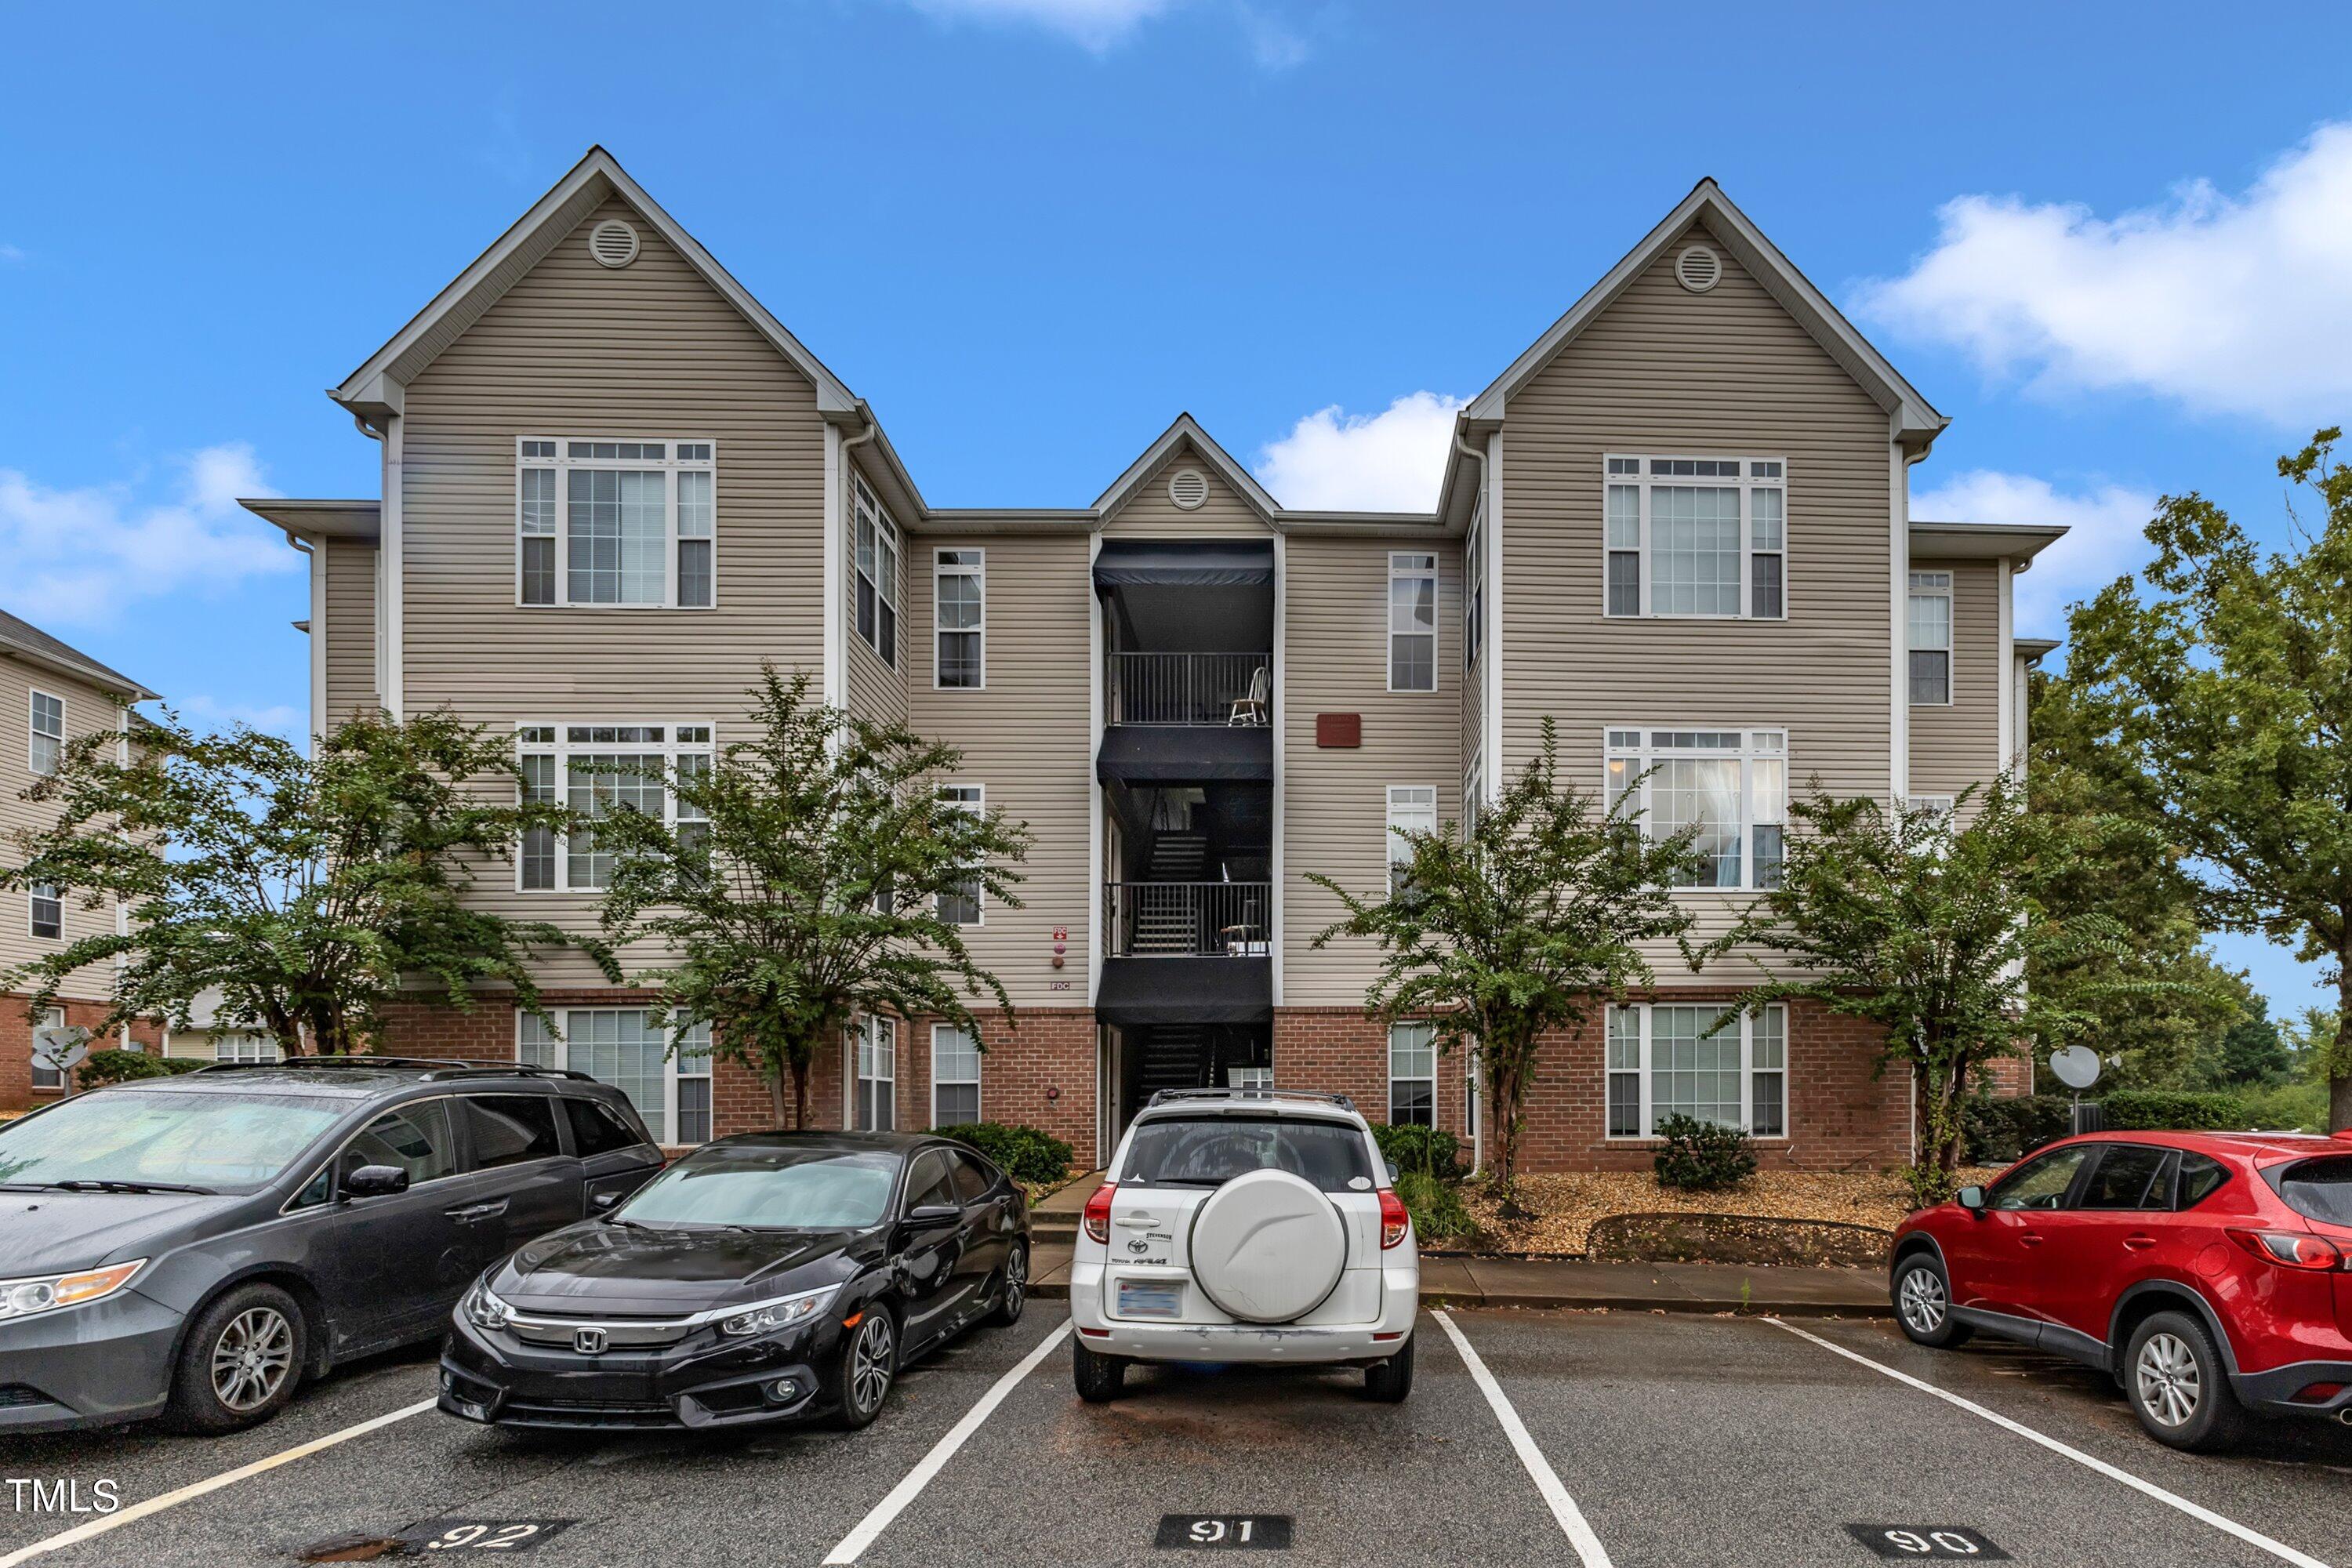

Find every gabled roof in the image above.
[332,147,860,421]
[0,608,157,701]
[1092,414,1284,523]
[1461,179,1947,448]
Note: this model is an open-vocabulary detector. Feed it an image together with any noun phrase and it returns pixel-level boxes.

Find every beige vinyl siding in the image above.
[1281,538,1462,1004]
[321,538,380,727]
[844,459,907,726]
[1497,221,1893,976]
[904,533,1093,1007]
[1907,557,2000,808]
[397,195,828,985]
[1102,445,1270,537]
[0,660,128,998]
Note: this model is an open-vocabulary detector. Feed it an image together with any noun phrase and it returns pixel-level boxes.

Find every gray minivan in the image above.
[0,1058,665,1433]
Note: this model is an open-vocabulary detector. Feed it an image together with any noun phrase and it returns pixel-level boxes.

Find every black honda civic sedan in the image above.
[439,1131,1031,1432]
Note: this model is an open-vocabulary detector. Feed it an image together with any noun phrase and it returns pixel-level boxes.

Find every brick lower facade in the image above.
[3,994,164,1111]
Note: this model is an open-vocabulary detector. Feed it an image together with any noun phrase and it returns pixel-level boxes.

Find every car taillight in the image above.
[1083,1182,1116,1246]
[2227,1228,2346,1271]
[1378,1188,1410,1250]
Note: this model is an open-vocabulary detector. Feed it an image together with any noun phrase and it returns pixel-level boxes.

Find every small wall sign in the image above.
[1314,713,1361,749]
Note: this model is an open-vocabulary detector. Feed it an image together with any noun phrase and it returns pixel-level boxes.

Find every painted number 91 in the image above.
[1191,1520,1255,1544]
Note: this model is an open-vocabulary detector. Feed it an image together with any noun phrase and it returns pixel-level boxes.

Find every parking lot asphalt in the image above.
[4,1307,2347,1568]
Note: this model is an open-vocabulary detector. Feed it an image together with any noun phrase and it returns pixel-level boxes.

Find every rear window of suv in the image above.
[2276,1156,2352,1226]
[1118,1115,1373,1194]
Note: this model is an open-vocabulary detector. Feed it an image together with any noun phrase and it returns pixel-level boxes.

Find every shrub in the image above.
[938,1121,1074,1186]
[1961,1095,2076,1163]
[2236,1079,2329,1134]
[1395,1168,1474,1244]
[2103,1089,2249,1131]
[1370,1122,1462,1178]
[75,1049,206,1091]
[1651,1113,1757,1192]
[1963,1090,2259,1164]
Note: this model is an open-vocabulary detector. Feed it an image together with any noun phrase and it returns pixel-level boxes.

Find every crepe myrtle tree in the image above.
[2063,429,2352,1131]
[0,707,612,1057]
[1308,719,1704,1196]
[592,667,1031,1130]
[1708,779,2138,1203]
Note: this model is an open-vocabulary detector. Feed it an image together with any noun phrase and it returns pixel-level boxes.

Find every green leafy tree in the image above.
[592,668,1031,1128]
[1715,779,2136,1202]
[1308,719,1704,1195]
[2063,428,2352,1131]
[0,708,610,1055]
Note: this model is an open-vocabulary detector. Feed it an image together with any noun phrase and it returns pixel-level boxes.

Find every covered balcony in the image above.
[1095,539,1272,786]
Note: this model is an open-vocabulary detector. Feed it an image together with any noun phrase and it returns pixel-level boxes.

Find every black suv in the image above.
[0,1058,664,1434]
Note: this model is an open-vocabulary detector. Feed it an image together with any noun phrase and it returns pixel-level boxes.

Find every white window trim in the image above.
[932,547,985,690]
[30,1005,65,1091]
[1604,727,1788,893]
[28,883,61,941]
[213,1033,281,1065]
[1464,498,1484,673]
[514,721,715,894]
[1604,1001,1788,1141]
[1908,570,1955,706]
[1387,1021,1437,1127]
[1386,551,1439,693]
[936,783,985,926]
[852,474,902,668]
[1386,785,1437,897]
[1461,750,1483,840]
[514,437,718,611]
[1601,453,1788,621]
[931,1022,981,1127]
[28,688,63,776]
[517,1007,713,1145]
[854,1014,898,1131]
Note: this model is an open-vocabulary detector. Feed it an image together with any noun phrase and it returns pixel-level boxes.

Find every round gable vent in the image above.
[589,218,641,269]
[1675,243,1722,293]
[1167,467,1210,510]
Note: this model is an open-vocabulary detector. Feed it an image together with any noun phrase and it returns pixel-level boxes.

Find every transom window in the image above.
[1606,728,1785,890]
[932,1024,980,1127]
[1388,553,1436,691]
[516,723,713,892]
[1387,785,1437,897]
[1388,1022,1436,1127]
[854,475,901,668]
[936,784,984,925]
[1604,456,1785,619]
[516,437,716,608]
[1607,1003,1786,1138]
[29,691,63,775]
[521,1009,712,1144]
[935,549,984,688]
[1908,571,1953,706]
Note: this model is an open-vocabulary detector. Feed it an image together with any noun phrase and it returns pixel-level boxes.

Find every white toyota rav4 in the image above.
[1069,1088,1419,1403]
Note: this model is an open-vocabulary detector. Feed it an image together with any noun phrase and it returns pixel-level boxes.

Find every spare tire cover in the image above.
[1187,1169,1348,1324]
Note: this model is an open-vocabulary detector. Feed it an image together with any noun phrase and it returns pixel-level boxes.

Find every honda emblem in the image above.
[573,1327,607,1354]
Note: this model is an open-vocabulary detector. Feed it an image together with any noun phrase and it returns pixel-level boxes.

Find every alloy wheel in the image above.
[851,1314,895,1417]
[2135,1332,2201,1428]
[1896,1266,1946,1335]
[1004,1247,1027,1316]
[210,1305,295,1413]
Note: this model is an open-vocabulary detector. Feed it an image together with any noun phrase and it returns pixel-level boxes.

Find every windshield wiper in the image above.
[604,1215,655,1231]
[49,1179,216,1196]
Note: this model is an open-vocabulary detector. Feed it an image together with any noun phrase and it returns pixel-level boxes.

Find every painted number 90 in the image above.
[1886,1530,1980,1555]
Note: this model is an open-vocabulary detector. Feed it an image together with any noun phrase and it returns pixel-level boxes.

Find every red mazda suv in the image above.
[1889,1130,2352,1451]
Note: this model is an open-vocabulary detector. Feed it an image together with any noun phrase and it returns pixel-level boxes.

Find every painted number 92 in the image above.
[426,1523,543,1551]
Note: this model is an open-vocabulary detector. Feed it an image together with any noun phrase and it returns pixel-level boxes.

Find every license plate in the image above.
[1118,1279,1185,1319]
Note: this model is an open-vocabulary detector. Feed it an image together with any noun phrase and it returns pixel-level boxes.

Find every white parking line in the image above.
[1764,1317,2331,1568]
[822,1319,1071,1565]
[1432,1310,1613,1568]
[0,1396,438,1568]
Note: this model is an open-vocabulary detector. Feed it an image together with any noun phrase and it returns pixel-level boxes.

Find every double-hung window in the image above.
[934,549,984,688]
[1464,499,1484,672]
[29,883,61,940]
[854,475,900,668]
[516,439,716,608]
[30,1006,64,1091]
[516,723,714,892]
[1388,1022,1436,1127]
[521,1010,711,1144]
[931,1024,980,1127]
[936,784,984,925]
[1606,1002,1787,1138]
[854,1016,896,1131]
[28,691,63,775]
[1388,553,1436,691]
[1606,728,1785,890]
[214,1034,281,1065]
[1604,456,1785,619]
[1386,785,1437,897]
[1908,571,1953,705]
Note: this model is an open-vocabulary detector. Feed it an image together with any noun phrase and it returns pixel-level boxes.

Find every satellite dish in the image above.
[2050,1045,2103,1091]
[31,1025,90,1073]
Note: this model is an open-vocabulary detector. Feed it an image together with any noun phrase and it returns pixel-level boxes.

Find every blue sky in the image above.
[3,2,2347,1018]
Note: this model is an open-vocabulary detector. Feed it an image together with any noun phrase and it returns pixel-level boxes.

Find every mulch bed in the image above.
[1584,1210,1893,1270]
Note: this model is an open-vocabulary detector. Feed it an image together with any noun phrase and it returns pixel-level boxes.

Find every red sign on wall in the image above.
[1315,713,1362,749]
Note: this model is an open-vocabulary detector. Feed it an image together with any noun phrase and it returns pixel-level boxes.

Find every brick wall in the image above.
[3,994,163,1111]
[1273,1008,1472,1141]
[899,1009,1100,1167]
[1981,1053,2034,1098]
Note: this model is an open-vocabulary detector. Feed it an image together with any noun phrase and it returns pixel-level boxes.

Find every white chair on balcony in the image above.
[1227,665,1269,727]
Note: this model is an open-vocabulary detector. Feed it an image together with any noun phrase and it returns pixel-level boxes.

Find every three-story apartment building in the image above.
[250,149,2063,1170]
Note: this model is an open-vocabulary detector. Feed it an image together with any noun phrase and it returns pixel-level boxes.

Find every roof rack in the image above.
[417,1065,597,1083]
[189,1056,557,1076]
[1145,1087,1355,1112]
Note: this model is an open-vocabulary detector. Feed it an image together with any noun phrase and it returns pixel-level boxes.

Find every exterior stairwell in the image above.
[1128,833,1207,954]
[1137,1024,1211,1097]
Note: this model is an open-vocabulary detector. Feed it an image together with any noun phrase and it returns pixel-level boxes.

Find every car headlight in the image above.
[717,1287,837,1338]
[0,1260,144,1321]
[464,1281,514,1332]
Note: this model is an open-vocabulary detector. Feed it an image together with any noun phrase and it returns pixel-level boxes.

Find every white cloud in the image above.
[1254,391,1461,512]
[177,693,307,743]
[1911,470,2156,635]
[902,0,1175,51]
[1856,122,2352,424]
[0,244,24,264]
[0,443,295,626]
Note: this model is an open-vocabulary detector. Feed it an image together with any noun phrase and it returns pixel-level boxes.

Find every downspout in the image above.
[1452,425,1488,1180]
[833,408,881,1129]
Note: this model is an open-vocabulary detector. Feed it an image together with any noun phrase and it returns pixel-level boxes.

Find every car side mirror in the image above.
[340,1163,410,1200]
[590,1189,622,1211]
[1385,1160,1400,1184]
[1956,1185,1986,1214]
[903,1203,960,1229]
